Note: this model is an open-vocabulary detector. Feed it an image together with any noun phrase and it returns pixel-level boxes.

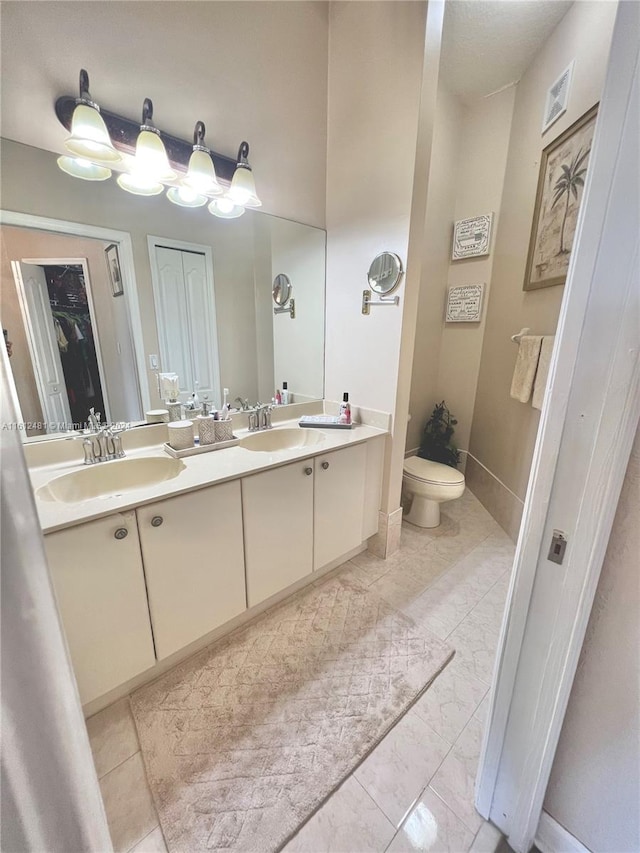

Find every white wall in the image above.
[324,1,427,416]
[543,428,640,853]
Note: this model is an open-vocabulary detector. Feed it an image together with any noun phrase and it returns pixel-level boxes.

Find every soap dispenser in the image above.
[197,401,216,446]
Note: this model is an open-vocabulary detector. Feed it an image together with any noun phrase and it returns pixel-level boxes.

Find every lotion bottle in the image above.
[281,382,289,405]
[339,392,351,424]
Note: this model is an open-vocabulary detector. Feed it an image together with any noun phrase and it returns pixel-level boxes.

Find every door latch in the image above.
[548,530,568,565]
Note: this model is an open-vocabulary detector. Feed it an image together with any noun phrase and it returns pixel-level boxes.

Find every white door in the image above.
[314,444,367,570]
[242,460,314,607]
[12,261,72,431]
[137,482,246,659]
[44,512,157,704]
[150,243,221,405]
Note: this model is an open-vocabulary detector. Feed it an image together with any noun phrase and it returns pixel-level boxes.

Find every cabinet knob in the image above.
[322,461,330,470]
[304,467,313,476]
[151,516,164,527]
[114,527,128,540]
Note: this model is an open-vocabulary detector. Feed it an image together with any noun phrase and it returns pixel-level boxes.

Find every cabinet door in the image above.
[243,460,314,607]
[44,512,156,705]
[137,481,246,659]
[314,444,367,570]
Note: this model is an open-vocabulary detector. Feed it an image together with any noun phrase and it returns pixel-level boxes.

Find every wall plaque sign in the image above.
[445,283,485,323]
[452,213,493,260]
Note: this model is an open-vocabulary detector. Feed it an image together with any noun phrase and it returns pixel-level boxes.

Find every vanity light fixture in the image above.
[55,71,262,219]
[64,70,121,164]
[227,142,262,208]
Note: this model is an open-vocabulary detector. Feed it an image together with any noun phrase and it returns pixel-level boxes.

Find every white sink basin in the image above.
[239,428,326,453]
[37,456,186,503]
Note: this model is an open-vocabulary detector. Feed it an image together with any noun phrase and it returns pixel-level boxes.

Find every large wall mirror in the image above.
[0,140,325,440]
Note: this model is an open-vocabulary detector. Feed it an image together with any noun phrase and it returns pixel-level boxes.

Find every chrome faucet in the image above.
[247,404,273,432]
[81,410,127,464]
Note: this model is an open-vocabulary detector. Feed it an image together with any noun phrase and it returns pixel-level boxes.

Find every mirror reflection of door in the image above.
[11,259,109,433]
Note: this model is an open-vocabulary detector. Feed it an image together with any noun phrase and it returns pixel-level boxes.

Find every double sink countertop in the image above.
[29,418,388,534]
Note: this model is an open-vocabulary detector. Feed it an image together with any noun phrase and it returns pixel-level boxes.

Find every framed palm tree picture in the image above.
[524,104,598,290]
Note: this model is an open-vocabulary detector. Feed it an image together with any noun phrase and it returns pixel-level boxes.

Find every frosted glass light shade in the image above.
[65,103,121,163]
[208,196,245,219]
[228,165,261,207]
[133,128,176,180]
[117,172,164,196]
[167,186,208,208]
[183,148,221,195]
[57,155,112,181]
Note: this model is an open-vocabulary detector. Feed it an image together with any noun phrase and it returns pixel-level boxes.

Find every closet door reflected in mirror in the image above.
[149,241,221,405]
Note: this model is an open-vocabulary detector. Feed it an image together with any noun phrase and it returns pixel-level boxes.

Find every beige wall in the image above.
[406,83,464,453]
[0,1,328,229]
[468,2,617,514]
[432,87,516,463]
[1,226,141,428]
[324,1,427,417]
[544,427,640,852]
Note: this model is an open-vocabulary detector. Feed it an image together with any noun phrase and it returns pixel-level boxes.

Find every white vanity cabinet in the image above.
[137,481,247,660]
[44,511,156,704]
[242,460,315,607]
[314,444,367,570]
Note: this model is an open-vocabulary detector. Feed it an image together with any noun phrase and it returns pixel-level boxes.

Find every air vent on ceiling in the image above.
[542,61,574,135]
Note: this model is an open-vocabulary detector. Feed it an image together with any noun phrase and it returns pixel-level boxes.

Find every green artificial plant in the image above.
[417,401,461,468]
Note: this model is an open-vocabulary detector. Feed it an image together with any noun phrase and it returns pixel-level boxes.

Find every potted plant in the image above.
[418,401,460,468]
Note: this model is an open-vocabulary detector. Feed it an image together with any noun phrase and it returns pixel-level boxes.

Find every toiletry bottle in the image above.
[275,388,282,405]
[192,381,200,407]
[281,382,289,405]
[339,392,351,424]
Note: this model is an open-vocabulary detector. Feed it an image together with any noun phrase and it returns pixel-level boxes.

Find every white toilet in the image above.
[403,457,465,528]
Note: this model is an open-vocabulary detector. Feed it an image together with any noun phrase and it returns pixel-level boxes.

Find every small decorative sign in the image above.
[446,284,485,323]
[452,214,493,260]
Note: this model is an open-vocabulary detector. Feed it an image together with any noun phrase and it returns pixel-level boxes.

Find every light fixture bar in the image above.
[55,95,237,182]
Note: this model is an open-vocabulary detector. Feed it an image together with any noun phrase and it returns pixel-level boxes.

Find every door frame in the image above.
[0,211,150,413]
[475,4,639,850]
[13,257,112,426]
[147,235,222,407]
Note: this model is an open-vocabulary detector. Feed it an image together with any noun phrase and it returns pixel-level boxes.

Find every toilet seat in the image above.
[403,457,464,486]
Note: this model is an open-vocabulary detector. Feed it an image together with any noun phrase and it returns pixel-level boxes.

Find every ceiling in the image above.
[440,0,574,103]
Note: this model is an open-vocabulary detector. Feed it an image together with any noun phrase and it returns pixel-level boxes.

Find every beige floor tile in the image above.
[447,614,500,685]
[386,787,476,852]
[468,820,503,853]
[354,709,450,827]
[429,718,485,834]
[472,693,491,727]
[128,826,167,853]
[86,698,140,779]
[283,777,395,853]
[99,752,158,853]
[412,658,488,744]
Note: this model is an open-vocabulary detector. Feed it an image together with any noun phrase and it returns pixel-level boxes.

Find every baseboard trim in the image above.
[536,811,591,853]
[465,453,525,542]
[466,452,524,506]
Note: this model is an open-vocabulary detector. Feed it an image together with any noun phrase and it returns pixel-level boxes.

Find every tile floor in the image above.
[86,488,514,853]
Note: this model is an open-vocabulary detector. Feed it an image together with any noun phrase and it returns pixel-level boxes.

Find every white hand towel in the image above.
[532,335,555,410]
[510,335,543,403]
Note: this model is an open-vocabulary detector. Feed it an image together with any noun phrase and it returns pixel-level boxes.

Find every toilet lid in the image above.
[403,457,465,486]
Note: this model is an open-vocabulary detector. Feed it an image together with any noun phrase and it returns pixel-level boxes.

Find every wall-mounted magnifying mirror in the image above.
[367,252,404,295]
[272,273,292,306]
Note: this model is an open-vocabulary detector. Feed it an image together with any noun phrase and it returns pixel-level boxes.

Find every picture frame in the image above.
[524,104,598,291]
[445,283,485,323]
[452,213,493,261]
[105,243,124,297]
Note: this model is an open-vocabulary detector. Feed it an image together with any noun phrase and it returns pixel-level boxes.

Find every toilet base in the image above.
[405,495,441,528]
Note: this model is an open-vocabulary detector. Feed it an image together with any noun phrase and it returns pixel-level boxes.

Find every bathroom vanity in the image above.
[30,419,386,708]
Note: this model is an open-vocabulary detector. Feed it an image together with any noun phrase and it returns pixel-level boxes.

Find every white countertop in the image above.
[30,419,388,534]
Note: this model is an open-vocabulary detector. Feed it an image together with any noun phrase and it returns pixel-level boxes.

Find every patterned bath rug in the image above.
[131,572,453,852]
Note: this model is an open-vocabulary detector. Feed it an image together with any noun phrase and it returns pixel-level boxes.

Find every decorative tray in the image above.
[163,436,239,458]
